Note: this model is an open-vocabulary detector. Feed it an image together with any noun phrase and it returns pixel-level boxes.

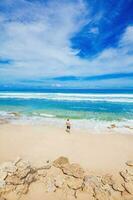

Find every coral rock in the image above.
[102,174,114,186]
[53,157,69,168]
[66,176,83,190]
[112,182,125,192]
[45,177,56,193]
[0,162,17,173]
[62,163,85,179]
[0,180,6,189]
[54,174,65,188]
[124,182,133,194]
[126,161,133,167]
[0,172,7,181]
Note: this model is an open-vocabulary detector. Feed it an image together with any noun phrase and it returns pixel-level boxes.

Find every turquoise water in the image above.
[0,92,133,122]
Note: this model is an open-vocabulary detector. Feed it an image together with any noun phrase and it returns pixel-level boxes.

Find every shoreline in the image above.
[0,113,133,135]
[0,123,133,173]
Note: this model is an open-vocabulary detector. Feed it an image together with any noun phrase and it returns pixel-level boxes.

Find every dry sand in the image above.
[0,124,133,173]
[0,124,133,200]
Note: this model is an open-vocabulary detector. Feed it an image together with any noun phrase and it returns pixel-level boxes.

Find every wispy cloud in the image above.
[0,0,132,89]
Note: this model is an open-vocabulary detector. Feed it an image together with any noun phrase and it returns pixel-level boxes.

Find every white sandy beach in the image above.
[0,123,133,200]
[0,124,133,172]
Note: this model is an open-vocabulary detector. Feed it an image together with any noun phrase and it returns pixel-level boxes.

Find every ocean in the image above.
[0,90,133,132]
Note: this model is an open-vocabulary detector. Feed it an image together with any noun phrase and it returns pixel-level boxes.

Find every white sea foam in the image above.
[0,92,133,103]
[0,110,133,134]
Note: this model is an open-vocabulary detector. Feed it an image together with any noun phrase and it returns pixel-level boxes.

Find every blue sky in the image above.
[0,0,133,89]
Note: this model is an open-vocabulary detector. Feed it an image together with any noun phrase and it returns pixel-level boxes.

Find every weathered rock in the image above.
[112,182,125,192]
[108,124,117,129]
[126,161,133,167]
[53,157,69,168]
[2,184,15,193]
[66,176,83,190]
[84,175,102,189]
[5,175,24,185]
[17,168,31,179]
[45,177,56,193]
[25,173,36,184]
[46,166,63,179]
[13,157,22,166]
[124,182,133,194]
[37,169,47,177]
[35,160,52,170]
[16,160,30,170]
[120,170,131,182]
[0,162,17,173]
[9,112,20,117]
[0,172,7,181]
[15,184,29,195]
[120,170,133,182]
[83,183,94,195]
[94,188,110,200]
[54,174,65,188]
[62,163,85,179]
[0,180,6,189]
[102,174,114,186]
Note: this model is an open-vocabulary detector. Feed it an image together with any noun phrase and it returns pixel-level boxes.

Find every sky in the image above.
[0,0,133,90]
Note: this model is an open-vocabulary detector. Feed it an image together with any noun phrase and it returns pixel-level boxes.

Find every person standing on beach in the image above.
[66,119,71,133]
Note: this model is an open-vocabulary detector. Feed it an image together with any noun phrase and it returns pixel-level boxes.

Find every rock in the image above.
[0,162,17,173]
[0,171,8,181]
[13,157,22,166]
[9,112,20,117]
[112,182,125,192]
[53,157,69,168]
[3,184,15,193]
[62,163,85,179]
[84,175,102,189]
[124,182,133,194]
[15,184,29,195]
[16,160,30,171]
[37,169,47,177]
[94,188,110,200]
[17,168,31,179]
[5,175,24,185]
[83,183,94,195]
[126,161,133,167]
[54,174,65,188]
[120,170,133,182]
[45,177,56,193]
[0,180,6,189]
[25,173,36,184]
[66,176,83,190]
[108,124,117,129]
[102,174,114,186]
[35,160,52,170]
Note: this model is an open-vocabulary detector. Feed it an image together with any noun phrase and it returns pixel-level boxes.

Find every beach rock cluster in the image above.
[0,156,133,200]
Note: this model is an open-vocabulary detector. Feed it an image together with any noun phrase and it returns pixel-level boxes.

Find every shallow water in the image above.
[0,91,133,132]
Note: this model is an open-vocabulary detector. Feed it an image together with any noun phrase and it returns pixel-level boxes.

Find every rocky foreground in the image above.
[0,157,133,200]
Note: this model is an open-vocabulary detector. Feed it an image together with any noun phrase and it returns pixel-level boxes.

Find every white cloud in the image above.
[0,0,132,86]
